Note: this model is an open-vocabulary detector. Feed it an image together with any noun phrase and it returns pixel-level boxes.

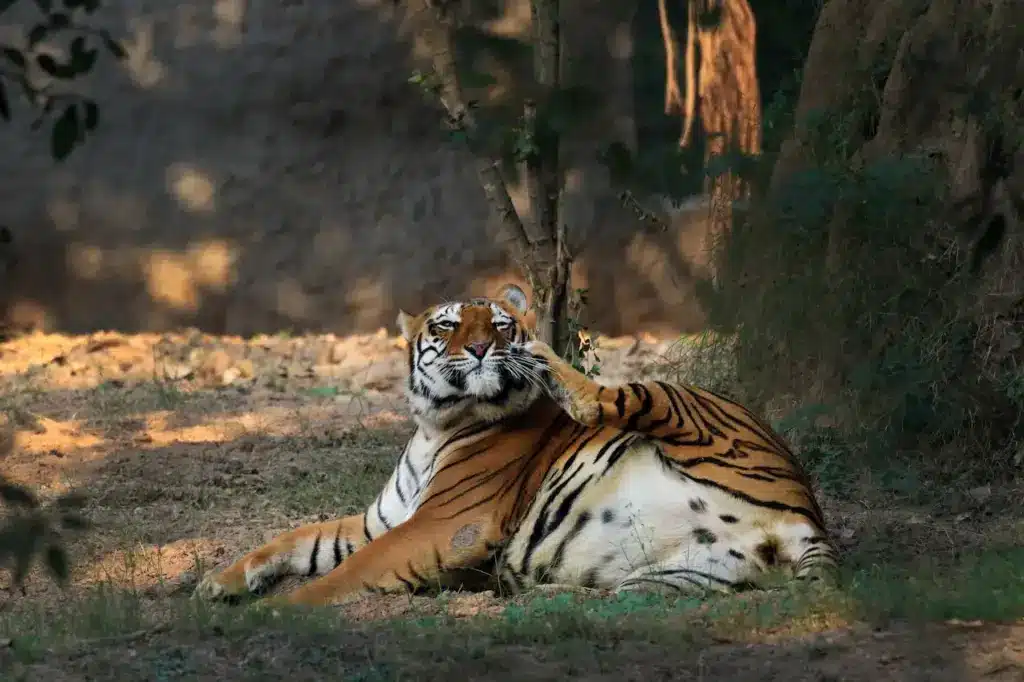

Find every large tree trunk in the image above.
[697,0,760,234]
[661,0,762,280]
[408,0,573,357]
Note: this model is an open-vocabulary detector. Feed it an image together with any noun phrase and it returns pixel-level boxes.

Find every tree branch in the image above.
[522,99,549,247]
[407,0,549,292]
[409,0,574,353]
[658,0,698,147]
[658,0,683,115]
[680,0,698,147]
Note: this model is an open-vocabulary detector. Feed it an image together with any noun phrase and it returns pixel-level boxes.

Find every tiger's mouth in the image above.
[439,345,545,401]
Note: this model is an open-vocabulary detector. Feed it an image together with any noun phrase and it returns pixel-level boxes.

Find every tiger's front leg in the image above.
[193,514,370,601]
[523,339,617,427]
[274,514,499,607]
[525,338,686,437]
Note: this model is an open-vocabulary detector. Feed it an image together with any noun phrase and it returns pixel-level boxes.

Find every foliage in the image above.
[565,287,601,379]
[0,476,89,587]
[0,0,126,161]
[695,87,1024,475]
[0,0,122,589]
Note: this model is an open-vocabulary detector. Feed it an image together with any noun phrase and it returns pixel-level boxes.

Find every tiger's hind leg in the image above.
[792,533,841,586]
[194,514,368,601]
[612,543,752,597]
[612,521,840,598]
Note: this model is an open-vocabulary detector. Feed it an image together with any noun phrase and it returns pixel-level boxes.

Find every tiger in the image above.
[194,283,838,607]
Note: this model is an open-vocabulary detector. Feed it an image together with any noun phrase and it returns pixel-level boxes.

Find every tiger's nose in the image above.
[465,341,491,360]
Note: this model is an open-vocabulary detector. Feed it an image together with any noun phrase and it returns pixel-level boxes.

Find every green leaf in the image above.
[49,12,70,29]
[0,0,18,15]
[50,104,81,161]
[99,30,127,59]
[45,544,70,583]
[2,47,26,69]
[0,82,8,121]
[68,35,98,74]
[28,24,49,47]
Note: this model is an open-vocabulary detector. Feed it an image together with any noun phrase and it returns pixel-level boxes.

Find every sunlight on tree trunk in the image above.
[658,0,698,147]
[661,0,761,282]
[409,0,574,357]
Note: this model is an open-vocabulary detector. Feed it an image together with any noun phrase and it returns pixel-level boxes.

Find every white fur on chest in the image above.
[364,424,501,536]
[364,429,437,534]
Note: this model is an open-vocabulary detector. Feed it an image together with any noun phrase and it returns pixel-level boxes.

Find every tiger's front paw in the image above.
[522,340,601,425]
[522,339,557,364]
[193,572,238,601]
[522,340,565,390]
[192,565,264,602]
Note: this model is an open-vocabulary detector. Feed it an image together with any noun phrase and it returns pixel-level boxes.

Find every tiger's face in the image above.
[396,284,543,428]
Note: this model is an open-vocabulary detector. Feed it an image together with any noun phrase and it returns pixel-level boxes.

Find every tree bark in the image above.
[659,0,698,147]
[696,0,761,267]
[661,0,762,281]
[527,0,571,355]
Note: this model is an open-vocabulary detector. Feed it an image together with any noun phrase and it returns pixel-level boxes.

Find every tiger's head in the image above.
[396,284,544,430]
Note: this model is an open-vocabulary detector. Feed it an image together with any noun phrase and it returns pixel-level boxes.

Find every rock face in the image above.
[0,0,718,339]
[772,0,1022,260]
[730,0,1023,433]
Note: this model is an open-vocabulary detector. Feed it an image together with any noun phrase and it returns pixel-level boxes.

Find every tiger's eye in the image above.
[429,322,455,336]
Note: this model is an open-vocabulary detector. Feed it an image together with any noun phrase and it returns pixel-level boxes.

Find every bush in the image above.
[0,0,126,161]
[694,101,1024,481]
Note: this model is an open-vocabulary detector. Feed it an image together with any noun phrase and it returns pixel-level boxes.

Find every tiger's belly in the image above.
[497,439,813,592]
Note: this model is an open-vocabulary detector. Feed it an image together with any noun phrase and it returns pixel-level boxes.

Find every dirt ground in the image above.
[0,328,679,607]
[0,329,1022,681]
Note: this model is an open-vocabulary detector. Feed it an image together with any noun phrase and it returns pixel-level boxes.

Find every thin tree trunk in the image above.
[659,0,698,146]
[527,0,571,355]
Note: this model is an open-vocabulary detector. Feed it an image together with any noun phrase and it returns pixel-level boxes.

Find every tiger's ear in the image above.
[498,283,529,314]
[395,310,417,341]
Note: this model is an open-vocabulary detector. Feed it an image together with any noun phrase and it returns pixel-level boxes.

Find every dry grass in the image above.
[0,330,1022,681]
